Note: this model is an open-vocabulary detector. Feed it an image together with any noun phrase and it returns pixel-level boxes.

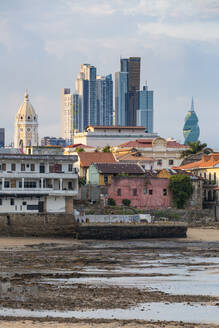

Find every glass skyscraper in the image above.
[115,72,128,126]
[96,74,113,126]
[137,85,154,133]
[183,98,200,145]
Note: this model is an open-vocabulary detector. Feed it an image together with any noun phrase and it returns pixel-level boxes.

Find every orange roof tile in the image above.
[78,152,116,167]
[176,153,219,170]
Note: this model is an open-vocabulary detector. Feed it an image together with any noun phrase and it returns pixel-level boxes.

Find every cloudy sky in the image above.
[1,0,219,148]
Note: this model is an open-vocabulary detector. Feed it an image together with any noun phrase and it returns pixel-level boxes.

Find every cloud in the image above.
[138,21,219,42]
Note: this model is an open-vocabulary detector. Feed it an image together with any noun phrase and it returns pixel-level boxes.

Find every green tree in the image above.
[169,174,193,209]
[180,141,207,158]
[107,198,116,206]
[122,199,131,206]
[102,145,111,153]
[78,177,86,187]
[75,147,85,153]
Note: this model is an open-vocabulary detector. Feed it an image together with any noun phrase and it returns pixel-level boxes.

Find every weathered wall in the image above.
[108,176,171,209]
[77,224,187,240]
[0,213,77,237]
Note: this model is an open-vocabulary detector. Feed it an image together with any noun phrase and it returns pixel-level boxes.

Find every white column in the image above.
[22,178,24,189]
[41,178,43,189]
[60,178,62,190]
[2,178,4,190]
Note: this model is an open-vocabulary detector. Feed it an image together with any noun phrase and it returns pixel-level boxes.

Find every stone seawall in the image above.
[0,213,77,237]
[77,224,187,240]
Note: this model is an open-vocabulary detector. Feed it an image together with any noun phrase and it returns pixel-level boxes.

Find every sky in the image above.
[0,0,219,149]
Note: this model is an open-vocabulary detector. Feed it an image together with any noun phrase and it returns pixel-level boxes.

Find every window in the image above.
[31,164,35,172]
[27,205,39,210]
[21,163,25,171]
[209,173,211,183]
[0,199,2,205]
[204,172,206,179]
[157,159,162,166]
[19,181,22,188]
[2,163,6,171]
[133,188,137,196]
[149,189,153,195]
[22,201,27,205]
[40,164,45,173]
[169,159,174,165]
[24,181,37,188]
[49,165,54,173]
[68,164,73,172]
[4,181,9,188]
[10,199,14,205]
[26,164,29,168]
[11,163,16,171]
[163,189,167,196]
[117,188,121,196]
[104,175,108,183]
[214,172,217,184]
[143,187,147,194]
[200,173,202,177]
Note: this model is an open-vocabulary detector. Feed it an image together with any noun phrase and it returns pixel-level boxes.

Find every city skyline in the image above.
[1,1,219,149]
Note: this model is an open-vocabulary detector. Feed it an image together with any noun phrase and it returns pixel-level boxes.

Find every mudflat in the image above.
[0,228,219,328]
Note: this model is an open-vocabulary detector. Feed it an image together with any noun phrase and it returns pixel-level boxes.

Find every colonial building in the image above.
[114,137,187,169]
[73,126,158,148]
[14,91,39,150]
[0,153,78,213]
[176,153,219,217]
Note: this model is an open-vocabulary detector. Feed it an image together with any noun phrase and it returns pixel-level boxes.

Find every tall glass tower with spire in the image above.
[183,98,200,145]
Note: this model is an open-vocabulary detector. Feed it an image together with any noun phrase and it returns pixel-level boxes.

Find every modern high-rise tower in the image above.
[61,88,73,144]
[96,74,113,126]
[137,84,154,133]
[76,64,97,131]
[183,98,200,145]
[116,57,141,126]
[115,72,128,126]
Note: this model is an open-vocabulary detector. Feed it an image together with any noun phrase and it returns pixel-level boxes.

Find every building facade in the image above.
[73,126,158,148]
[115,72,128,126]
[0,153,78,213]
[96,74,113,126]
[41,136,66,147]
[183,98,200,145]
[76,64,97,131]
[14,91,39,150]
[61,88,73,145]
[137,84,154,133]
[0,129,5,148]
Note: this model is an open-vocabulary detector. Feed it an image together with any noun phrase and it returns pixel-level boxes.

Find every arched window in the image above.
[27,116,30,120]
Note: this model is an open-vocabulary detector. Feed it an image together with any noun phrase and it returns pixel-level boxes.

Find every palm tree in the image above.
[181,141,207,158]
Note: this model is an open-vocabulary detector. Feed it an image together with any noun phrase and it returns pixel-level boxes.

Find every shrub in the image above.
[122,199,131,206]
[169,174,193,209]
[107,198,116,206]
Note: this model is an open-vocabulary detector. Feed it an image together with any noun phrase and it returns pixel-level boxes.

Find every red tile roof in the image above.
[175,153,219,170]
[78,152,116,167]
[119,139,186,149]
[66,143,94,149]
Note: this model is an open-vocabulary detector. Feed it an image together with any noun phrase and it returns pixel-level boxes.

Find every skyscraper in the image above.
[61,88,73,144]
[96,74,113,126]
[76,64,97,131]
[116,57,141,126]
[183,98,200,145]
[0,129,5,148]
[115,72,128,126]
[137,84,154,133]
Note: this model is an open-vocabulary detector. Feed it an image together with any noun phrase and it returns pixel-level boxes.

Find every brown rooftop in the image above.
[93,162,145,174]
[78,152,116,167]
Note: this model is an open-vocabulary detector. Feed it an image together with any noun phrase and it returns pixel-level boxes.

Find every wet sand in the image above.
[0,228,219,328]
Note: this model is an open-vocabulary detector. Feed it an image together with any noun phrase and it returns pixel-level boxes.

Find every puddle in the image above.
[0,302,219,324]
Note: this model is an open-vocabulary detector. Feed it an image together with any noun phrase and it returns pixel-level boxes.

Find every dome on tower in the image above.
[16,90,38,122]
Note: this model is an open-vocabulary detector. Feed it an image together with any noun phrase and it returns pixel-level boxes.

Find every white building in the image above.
[73,126,158,148]
[114,137,188,169]
[14,90,39,149]
[0,153,78,213]
[61,88,73,145]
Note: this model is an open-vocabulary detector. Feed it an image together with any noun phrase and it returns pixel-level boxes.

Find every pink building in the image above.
[108,176,171,209]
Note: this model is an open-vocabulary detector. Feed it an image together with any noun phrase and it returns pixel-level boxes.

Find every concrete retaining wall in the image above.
[77,224,187,240]
[0,213,77,237]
